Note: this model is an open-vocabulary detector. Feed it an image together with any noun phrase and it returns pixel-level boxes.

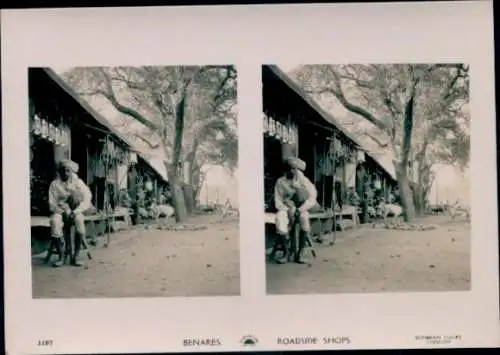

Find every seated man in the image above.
[274,157,319,264]
[48,159,92,267]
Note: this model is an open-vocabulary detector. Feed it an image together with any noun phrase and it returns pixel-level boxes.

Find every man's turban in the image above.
[57,159,79,173]
[285,156,306,171]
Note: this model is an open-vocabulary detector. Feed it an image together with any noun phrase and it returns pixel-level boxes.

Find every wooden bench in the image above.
[334,205,360,228]
[265,210,335,241]
[31,210,133,240]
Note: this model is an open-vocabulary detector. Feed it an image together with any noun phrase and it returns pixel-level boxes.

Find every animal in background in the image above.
[448,200,470,222]
[146,202,176,229]
[151,202,175,219]
[430,205,446,215]
[220,198,239,220]
[373,199,403,227]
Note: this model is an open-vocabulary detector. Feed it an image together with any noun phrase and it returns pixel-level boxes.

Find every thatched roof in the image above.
[42,68,168,182]
[266,65,364,148]
[278,65,397,183]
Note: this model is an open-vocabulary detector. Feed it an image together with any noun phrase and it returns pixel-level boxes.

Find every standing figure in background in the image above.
[48,159,92,267]
[274,157,318,264]
[220,197,232,220]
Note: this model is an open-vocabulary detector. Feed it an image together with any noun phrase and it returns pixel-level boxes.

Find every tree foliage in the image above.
[293,63,470,219]
[63,65,238,221]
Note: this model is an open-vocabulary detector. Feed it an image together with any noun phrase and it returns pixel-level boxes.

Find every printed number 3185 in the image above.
[38,340,53,347]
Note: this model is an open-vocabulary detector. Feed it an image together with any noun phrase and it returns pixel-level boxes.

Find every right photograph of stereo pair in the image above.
[262,63,471,296]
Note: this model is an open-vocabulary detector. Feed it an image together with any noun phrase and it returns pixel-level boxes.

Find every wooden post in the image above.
[313,139,317,183]
[129,163,138,225]
[363,166,371,224]
[103,135,111,247]
[383,177,388,201]
[341,153,347,207]
[357,163,366,224]
[331,135,337,243]
[154,178,158,203]
[85,142,90,184]
[321,140,326,208]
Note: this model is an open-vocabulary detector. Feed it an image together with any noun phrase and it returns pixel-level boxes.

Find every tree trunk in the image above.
[395,163,416,222]
[128,164,140,225]
[193,183,207,208]
[186,162,202,214]
[168,170,188,223]
[393,84,418,222]
[413,186,426,217]
[183,184,195,215]
[168,88,189,222]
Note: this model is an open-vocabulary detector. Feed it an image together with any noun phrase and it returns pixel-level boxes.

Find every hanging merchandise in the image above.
[268,117,276,136]
[129,151,138,165]
[275,121,282,141]
[123,147,129,165]
[329,135,343,165]
[115,144,123,163]
[374,176,382,190]
[102,138,118,163]
[117,164,128,189]
[54,127,61,145]
[282,123,289,142]
[59,128,65,145]
[334,137,343,156]
[328,137,335,159]
[334,169,342,182]
[323,149,334,176]
[288,125,294,144]
[62,129,69,146]
[109,140,116,157]
[345,146,354,163]
[41,119,49,139]
[48,123,56,142]
[119,147,128,165]
[263,113,269,133]
[32,114,42,136]
[345,161,357,188]
[350,147,358,163]
[292,123,299,145]
[357,150,365,163]
[145,178,153,192]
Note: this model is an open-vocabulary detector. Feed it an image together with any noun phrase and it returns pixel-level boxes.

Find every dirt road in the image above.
[32,216,240,298]
[266,216,471,295]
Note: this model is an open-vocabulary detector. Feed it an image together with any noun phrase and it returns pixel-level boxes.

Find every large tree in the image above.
[64,66,238,222]
[294,63,469,221]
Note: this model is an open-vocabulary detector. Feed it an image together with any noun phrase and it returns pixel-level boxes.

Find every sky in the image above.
[198,166,239,206]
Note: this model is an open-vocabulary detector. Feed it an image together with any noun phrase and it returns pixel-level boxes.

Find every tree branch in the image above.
[360,130,389,148]
[427,63,465,73]
[98,68,160,132]
[133,132,160,149]
[110,70,145,91]
[212,67,237,107]
[338,65,373,89]
[324,67,388,132]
